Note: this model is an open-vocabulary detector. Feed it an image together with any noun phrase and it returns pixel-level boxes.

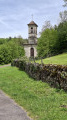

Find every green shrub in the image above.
[0,41,25,64]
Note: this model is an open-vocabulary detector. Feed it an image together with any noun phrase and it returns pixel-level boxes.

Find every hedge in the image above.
[11,57,67,91]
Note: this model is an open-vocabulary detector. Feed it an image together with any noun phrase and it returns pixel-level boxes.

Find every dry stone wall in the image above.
[11,58,67,91]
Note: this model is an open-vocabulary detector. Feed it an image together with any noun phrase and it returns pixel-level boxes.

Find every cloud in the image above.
[0,18,13,29]
[0,0,66,38]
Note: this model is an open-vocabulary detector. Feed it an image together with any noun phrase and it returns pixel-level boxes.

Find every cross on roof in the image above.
[32,14,33,21]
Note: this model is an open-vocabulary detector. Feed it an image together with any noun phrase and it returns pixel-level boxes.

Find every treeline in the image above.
[37,0,67,58]
[37,21,67,58]
[0,37,25,64]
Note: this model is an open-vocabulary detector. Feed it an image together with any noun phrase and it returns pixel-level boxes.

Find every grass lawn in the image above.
[0,66,67,120]
[0,65,3,66]
[36,53,67,65]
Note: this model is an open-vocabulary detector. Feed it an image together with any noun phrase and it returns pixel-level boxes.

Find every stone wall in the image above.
[11,58,67,91]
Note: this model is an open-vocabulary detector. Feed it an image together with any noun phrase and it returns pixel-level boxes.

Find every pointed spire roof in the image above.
[28,21,38,27]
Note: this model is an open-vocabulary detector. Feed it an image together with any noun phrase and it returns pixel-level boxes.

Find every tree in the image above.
[59,10,67,22]
[55,21,67,53]
[0,44,11,64]
[39,21,52,35]
[63,0,67,7]
[9,36,12,40]
[37,28,58,57]
[59,0,67,23]
[0,39,25,64]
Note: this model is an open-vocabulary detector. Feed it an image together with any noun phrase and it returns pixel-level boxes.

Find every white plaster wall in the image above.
[24,46,30,58]
[24,45,37,58]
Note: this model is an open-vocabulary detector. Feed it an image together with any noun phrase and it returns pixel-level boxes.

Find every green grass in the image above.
[36,53,67,65]
[0,66,67,120]
[0,64,3,66]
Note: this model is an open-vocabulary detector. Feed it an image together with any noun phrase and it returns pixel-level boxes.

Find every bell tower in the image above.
[28,21,38,44]
[23,20,38,58]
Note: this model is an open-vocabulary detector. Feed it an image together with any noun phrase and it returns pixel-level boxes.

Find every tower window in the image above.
[31,27,33,33]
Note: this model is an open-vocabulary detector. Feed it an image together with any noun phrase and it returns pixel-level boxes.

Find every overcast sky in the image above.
[0,0,66,38]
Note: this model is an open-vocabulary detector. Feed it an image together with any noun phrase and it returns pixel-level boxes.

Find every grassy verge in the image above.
[0,64,3,66]
[0,66,67,120]
[36,53,67,65]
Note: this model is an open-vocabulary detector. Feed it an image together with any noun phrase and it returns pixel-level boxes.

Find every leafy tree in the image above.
[0,45,11,64]
[0,38,9,45]
[37,28,58,57]
[0,39,25,64]
[59,10,67,22]
[63,0,67,7]
[39,21,52,35]
[42,21,52,31]
[55,21,67,53]
[8,41,25,58]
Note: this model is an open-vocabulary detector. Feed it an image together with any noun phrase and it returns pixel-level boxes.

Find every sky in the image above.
[0,0,66,38]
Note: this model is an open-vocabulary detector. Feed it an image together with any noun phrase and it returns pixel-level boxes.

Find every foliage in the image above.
[59,10,67,22]
[0,40,25,64]
[0,44,11,64]
[37,20,67,57]
[41,21,52,32]
[0,37,28,45]
[0,38,10,45]
[63,0,67,7]
[37,28,58,57]
[55,21,67,53]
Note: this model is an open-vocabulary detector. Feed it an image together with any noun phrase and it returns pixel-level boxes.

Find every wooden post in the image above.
[41,57,43,64]
[34,57,35,63]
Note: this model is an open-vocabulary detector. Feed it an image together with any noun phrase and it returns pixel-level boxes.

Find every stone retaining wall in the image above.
[11,58,67,91]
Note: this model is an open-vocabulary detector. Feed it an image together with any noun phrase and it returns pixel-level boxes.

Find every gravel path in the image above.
[0,90,32,120]
[0,64,11,68]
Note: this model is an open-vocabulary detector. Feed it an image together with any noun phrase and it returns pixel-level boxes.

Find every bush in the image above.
[37,29,58,57]
[0,41,25,64]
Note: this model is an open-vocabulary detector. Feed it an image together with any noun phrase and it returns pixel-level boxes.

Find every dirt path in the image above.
[0,90,32,120]
[0,64,11,68]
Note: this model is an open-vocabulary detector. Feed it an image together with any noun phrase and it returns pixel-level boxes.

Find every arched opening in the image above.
[31,27,33,33]
[30,48,34,57]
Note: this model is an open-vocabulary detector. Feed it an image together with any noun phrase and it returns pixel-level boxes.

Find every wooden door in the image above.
[30,48,34,57]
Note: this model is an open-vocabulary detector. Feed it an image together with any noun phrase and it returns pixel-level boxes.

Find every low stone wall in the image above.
[11,58,67,91]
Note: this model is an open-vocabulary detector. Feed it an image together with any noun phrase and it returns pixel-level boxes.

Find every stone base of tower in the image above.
[23,44,37,58]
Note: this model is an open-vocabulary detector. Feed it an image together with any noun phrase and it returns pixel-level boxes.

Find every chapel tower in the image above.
[24,20,38,58]
[28,21,38,44]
